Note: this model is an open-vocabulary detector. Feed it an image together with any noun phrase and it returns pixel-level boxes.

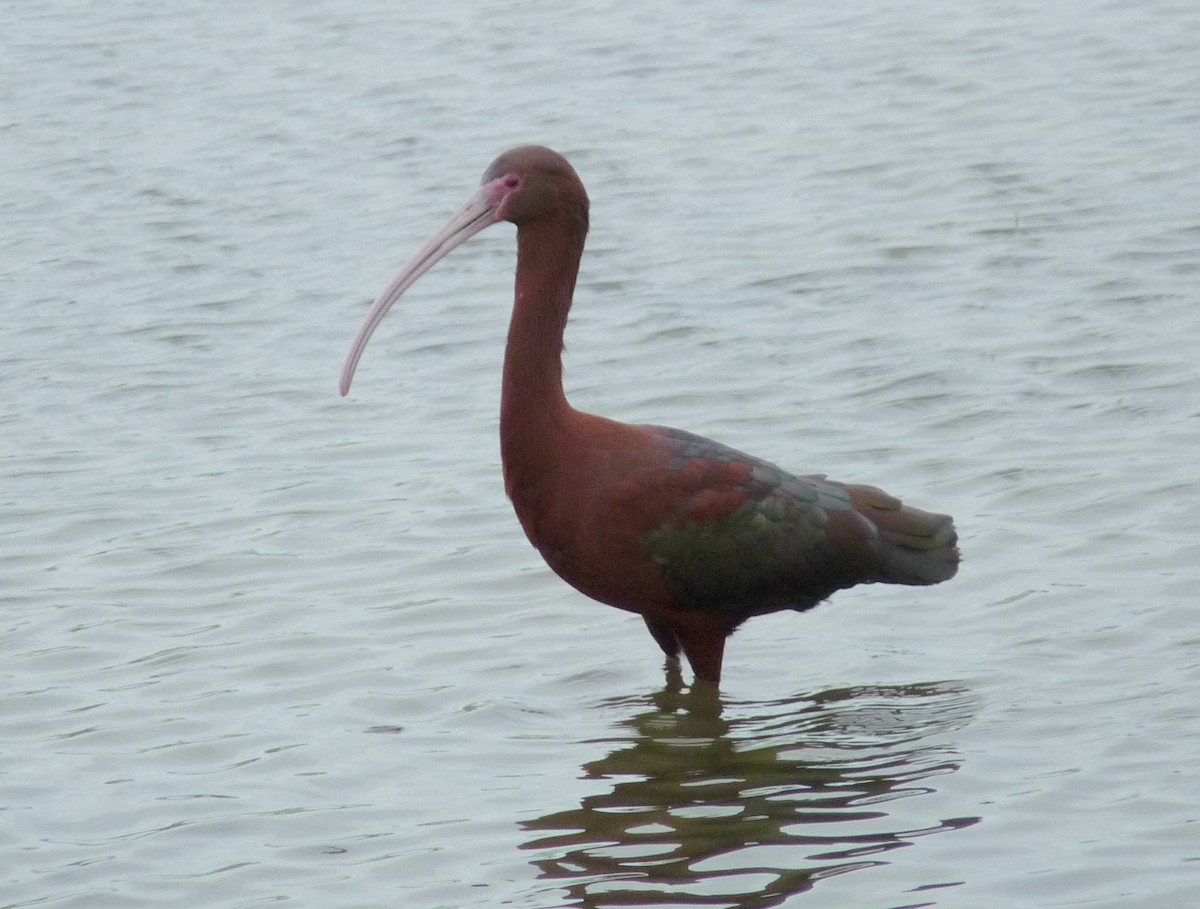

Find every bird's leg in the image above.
[672,615,732,685]
[680,635,725,685]
[643,617,681,659]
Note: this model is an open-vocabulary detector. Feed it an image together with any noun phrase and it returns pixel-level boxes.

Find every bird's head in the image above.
[339,146,589,395]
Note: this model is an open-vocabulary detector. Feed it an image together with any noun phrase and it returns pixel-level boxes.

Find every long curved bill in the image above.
[339,188,500,395]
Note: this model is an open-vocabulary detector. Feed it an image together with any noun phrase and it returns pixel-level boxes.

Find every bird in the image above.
[340,145,959,685]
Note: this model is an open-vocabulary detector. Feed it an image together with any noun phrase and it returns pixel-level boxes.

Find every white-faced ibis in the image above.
[340,146,959,685]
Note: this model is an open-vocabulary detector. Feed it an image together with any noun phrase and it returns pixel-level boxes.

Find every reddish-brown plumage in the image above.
[340,145,959,685]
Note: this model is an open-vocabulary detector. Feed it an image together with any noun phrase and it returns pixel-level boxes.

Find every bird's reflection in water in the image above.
[520,670,979,907]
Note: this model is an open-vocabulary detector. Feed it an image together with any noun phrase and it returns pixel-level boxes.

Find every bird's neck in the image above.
[499,213,586,491]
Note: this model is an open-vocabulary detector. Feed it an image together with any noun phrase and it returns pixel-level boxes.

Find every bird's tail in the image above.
[847,484,960,586]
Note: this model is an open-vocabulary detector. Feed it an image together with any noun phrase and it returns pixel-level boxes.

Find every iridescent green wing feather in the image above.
[642,427,877,616]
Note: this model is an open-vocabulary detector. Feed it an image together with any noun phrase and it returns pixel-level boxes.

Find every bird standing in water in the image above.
[340,146,959,685]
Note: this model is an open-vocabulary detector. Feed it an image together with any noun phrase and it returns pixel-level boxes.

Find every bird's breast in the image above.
[502,418,684,616]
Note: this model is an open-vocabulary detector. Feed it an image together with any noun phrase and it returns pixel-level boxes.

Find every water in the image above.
[4,0,1198,906]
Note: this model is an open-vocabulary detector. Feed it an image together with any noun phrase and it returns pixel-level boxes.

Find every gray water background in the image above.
[4,1,1199,906]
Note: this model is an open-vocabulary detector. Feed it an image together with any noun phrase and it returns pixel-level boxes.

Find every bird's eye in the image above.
[503,174,521,189]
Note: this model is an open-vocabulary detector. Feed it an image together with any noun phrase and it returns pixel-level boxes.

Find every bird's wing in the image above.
[639,426,882,616]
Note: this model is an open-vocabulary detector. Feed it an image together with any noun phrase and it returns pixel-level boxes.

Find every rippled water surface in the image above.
[5,1,1199,906]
